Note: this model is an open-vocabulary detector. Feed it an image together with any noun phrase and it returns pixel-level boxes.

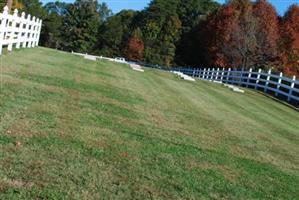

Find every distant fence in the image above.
[174,67,299,103]
[0,6,42,55]
[72,52,299,104]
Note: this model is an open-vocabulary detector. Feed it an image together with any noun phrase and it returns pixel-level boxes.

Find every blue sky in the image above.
[42,0,299,16]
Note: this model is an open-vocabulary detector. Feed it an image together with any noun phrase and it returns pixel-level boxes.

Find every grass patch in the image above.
[0,47,298,199]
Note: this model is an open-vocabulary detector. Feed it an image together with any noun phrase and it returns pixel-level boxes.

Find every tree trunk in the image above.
[6,0,12,12]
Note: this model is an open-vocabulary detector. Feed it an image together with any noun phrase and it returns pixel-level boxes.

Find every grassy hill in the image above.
[0,47,298,199]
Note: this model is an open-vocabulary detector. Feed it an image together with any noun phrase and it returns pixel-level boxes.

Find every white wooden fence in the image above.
[0,6,42,55]
[174,67,299,103]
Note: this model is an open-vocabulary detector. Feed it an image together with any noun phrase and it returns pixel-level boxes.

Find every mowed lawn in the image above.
[0,47,298,199]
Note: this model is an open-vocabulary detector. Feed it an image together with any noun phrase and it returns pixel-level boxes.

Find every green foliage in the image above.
[97,2,112,22]
[94,10,137,57]
[39,2,67,49]
[62,0,100,53]
[19,0,46,19]
[0,0,5,9]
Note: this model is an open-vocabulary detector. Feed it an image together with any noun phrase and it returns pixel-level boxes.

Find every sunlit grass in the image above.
[0,47,298,199]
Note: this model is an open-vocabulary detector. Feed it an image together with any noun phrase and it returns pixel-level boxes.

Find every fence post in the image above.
[203,68,206,79]
[216,68,219,80]
[8,9,18,51]
[247,68,252,88]
[16,12,25,49]
[30,16,36,47]
[255,69,262,90]
[34,18,39,47]
[26,14,32,48]
[264,69,272,93]
[0,6,9,55]
[275,72,283,96]
[207,68,210,80]
[36,19,42,46]
[221,68,225,82]
[287,76,296,102]
[22,14,28,48]
[226,68,231,83]
[192,68,196,77]
[212,68,215,80]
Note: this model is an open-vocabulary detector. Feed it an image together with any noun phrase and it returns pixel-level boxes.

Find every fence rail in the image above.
[173,67,299,103]
[0,6,42,55]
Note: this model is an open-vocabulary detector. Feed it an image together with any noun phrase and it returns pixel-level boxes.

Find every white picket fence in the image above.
[174,67,299,103]
[0,6,42,55]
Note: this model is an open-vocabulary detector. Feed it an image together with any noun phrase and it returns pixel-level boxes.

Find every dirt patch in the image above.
[0,178,34,190]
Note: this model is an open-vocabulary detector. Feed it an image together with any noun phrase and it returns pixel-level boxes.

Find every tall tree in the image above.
[40,2,68,49]
[94,10,137,57]
[201,1,238,67]
[6,0,12,11]
[97,2,112,22]
[141,0,182,66]
[175,0,219,66]
[63,0,99,53]
[280,4,299,76]
[19,0,46,18]
[202,0,259,70]
[253,0,279,69]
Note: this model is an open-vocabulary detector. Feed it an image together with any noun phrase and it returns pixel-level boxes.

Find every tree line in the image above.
[1,0,299,76]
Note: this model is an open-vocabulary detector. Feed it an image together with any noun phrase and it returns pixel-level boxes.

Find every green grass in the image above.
[0,47,298,199]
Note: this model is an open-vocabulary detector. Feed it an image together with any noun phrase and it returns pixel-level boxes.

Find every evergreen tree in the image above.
[94,10,137,57]
[175,0,219,66]
[40,2,68,49]
[63,0,99,53]
[141,0,181,66]
[19,0,46,19]
[97,2,112,22]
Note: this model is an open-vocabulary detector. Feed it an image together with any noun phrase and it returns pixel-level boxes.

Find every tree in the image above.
[63,0,100,53]
[124,28,144,61]
[201,0,259,70]
[19,0,46,19]
[224,0,258,70]
[40,2,68,49]
[175,0,219,66]
[201,1,238,67]
[280,4,299,76]
[141,0,182,66]
[0,0,23,12]
[253,0,279,69]
[97,2,112,22]
[94,10,137,57]
[6,0,12,11]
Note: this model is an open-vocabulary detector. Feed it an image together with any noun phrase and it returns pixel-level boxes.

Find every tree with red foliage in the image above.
[201,0,283,71]
[124,28,144,62]
[200,2,237,68]
[203,0,258,70]
[253,0,280,69]
[280,5,299,77]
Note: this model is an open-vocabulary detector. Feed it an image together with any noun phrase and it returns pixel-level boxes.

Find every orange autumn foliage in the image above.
[124,30,144,62]
[280,5,299,77]
[253,0,280,67]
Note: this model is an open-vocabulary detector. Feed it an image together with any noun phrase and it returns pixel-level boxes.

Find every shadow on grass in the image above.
[254,90,299,112]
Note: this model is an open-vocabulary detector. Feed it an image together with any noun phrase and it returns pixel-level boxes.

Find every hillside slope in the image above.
[0,47,298,199]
